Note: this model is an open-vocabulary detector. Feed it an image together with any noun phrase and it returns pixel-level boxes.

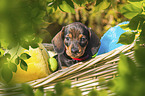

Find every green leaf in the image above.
[31,8,40,18]
[46,91,54,96]
[118,54,136,77]
[49,0,58,11]
[55,82,63,95]
[0,55,8,67]
[98,90,108,96]
[30,38,41,48]
[48,57,58,72]
[118,31,136,45]
[59,0,75,14]
[8,63,17,73]
[117,54,136,95]
[120,3,142,19]
[88,88,98,96]
[35,87,44,96]
[0,40,9,49]
[15,57,20,65]
[20,53,31,60]
[73,87,82,96]
[62,88,74,96]
[73,0,85,6]
[20,59,28,71]
[95,0,111,12]
[22,83,34,96]
[63,79,71,88]
[134,44,145,66]
[4,53,11,59]
[20,41,30,50]
[119,24,130,31]
[128,0,143,2]
[0,48,5,57]
[1,64,13,83]
[129,15,145,30]
[87,0,94,2]
[30,43,39,49]
[140,23,145,43]
[110,0,117,9]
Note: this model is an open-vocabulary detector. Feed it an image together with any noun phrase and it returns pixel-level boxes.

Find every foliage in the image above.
[44,0,128,42]
[0,0,48,82]
[0,0,128,83]
[111,0,145,96]
[1,0,145,96]
[21,79,108,96]
[44,0,145,96]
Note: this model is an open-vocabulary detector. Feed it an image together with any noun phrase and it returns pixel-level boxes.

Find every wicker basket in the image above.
[0,43,135,96]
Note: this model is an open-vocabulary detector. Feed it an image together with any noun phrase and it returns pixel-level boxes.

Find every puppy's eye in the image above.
[80,37,86,41]
[65,37,70,41]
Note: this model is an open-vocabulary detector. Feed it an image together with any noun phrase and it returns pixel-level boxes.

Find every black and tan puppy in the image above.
[52,22,100,69]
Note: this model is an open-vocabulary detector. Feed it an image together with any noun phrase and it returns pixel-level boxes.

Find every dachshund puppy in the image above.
[52,22,100,69]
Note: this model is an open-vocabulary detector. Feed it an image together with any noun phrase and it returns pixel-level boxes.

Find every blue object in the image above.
[97,21,129,55]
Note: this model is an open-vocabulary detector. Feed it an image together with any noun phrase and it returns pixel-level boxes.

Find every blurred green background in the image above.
[42,0,128,43]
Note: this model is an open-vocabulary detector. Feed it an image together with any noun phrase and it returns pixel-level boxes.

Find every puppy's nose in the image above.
[71,48,79,54]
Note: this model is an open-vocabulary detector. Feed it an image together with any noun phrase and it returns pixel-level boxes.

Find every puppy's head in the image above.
[52,22,100,58]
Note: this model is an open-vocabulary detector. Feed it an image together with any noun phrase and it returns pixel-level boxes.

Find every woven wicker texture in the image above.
[0,43,135,96]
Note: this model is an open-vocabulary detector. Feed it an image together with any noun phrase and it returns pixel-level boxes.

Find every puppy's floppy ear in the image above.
[87,28,100,55]
[51,27,65,54]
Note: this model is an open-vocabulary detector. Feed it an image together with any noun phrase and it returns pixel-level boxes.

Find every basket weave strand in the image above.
[0,43,135,96]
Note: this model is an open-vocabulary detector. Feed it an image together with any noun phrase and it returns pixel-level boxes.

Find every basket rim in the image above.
[0,43,135,96]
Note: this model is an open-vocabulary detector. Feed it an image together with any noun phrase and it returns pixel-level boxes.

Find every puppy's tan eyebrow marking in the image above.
[79,34,83,38]
[69,34,72,38]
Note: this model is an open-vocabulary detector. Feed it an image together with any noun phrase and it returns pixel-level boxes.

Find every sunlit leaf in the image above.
[118,31,136,45]
[22,83,34,96]
[95,0,111,11]
[0,48,5,57]
[59,0,75,13]
[48,57,58,72]
[120,2,142,19]
[20,53,31,60]
[20,59,28,71]
[119,24,130,31]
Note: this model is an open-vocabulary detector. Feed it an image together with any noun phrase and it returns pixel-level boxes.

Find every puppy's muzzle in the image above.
[71,47,79,54]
